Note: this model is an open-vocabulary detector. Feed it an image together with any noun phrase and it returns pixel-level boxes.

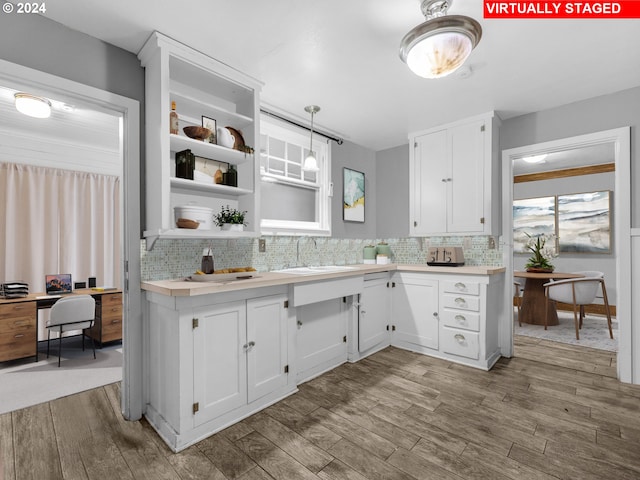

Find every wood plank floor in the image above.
[2,338,639,480]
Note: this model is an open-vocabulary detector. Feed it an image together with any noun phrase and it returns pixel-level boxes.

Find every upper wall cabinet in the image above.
[138,32,262,249]
[409,112,501,237]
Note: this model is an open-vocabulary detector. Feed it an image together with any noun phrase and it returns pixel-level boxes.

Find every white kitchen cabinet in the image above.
[409,111,500,236]
[296,298,349,383]
[391,273,439,352]
[246,295,288,403]
[145,288,295,452]
[138,31,262,249]
[389,271,503,370]
[193,301,247,426]
[358,274,391,354]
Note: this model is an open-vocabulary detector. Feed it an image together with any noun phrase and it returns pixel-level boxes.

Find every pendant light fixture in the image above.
[399,0,482,79]
[302,105,320,172]
[14,92,52,118]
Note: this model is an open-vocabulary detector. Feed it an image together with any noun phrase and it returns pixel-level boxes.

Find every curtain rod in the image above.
[260,108,344,145]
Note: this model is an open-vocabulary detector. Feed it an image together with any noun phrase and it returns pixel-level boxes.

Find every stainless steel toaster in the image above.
[426,246,465,266]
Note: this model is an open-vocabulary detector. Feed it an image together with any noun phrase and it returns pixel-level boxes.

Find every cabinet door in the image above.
[392,277,439,350]
[411,129,448,235]
[448,120,486,233]
[359,279,390,353]
[246,294,288,403]
[193,301,247,426]
[297,299,348,378]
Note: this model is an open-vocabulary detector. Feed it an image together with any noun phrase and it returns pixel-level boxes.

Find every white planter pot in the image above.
[221,223,244,232]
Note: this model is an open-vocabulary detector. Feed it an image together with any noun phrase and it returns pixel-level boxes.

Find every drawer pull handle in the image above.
[243,341,256,352]
[454,297,467,306]
[455,314,466,323]
[454,282,466,290]
[14,334,25,338]
[110,320,120,324]
[454,333,466,343]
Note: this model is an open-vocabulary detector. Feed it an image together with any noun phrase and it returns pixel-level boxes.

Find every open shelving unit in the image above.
[138,32,263,250]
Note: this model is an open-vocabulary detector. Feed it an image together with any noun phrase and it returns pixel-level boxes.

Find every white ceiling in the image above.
[42,0,640,151]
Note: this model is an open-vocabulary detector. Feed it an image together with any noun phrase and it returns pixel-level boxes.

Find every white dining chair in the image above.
[46,295,96,367]
[543,272,613,340]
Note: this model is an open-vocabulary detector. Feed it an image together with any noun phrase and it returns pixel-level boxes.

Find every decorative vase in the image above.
[221,223,244,232]
[526,267,554,273]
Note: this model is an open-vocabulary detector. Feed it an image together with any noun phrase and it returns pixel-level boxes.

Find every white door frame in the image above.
[500,127,632,382]
[0,59,143,417]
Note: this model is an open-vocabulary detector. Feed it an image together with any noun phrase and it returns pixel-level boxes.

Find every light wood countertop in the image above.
[141,264,505,297]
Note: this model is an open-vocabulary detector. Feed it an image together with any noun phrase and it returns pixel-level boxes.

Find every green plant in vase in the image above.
[214,205,248,231]
[524,233,557,272]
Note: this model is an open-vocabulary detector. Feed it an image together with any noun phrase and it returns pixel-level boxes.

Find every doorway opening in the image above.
[501,128,632,381]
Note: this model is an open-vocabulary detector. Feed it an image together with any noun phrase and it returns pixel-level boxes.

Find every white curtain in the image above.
[0,162,120,293]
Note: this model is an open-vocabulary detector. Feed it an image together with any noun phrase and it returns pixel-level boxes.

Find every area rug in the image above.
[514,309,618,352]
[0,336,122,414]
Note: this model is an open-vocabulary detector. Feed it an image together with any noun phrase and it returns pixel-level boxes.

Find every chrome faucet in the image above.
[296,236,318,266]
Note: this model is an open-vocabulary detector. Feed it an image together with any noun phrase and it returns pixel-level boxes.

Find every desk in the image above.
[514,271,584,326]
[0,289,122,363]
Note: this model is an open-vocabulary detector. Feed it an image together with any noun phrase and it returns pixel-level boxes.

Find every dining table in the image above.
[514,271,585,326]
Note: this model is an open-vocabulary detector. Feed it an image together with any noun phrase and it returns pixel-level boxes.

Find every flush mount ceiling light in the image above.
[399,0,482,79]
[302,105,320,172]
[14,92,52,118]
[522,154,548,164]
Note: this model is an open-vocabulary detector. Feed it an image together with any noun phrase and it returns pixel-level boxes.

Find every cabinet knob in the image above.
[297,320,303,327]
[433,312,438,317]
[361,310,366,314]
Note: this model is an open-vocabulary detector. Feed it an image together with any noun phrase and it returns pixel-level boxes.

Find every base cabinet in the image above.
[0,302,36,362]
[145,289,295,452]
[391,273,439,352]
[296,298,349,383]
[89,292,122,345]
[358,275,391,354]
[390,271,503,370]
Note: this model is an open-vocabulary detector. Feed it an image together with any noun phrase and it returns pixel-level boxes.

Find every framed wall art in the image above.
[201,116,217,144]
[513,196,556,253]
[557,190,611,253]
[343,167,365,223]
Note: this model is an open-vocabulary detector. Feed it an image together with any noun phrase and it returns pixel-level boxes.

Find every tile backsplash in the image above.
[141,236,503,281]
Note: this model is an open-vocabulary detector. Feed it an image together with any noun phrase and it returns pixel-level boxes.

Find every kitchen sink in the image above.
[272,265,358,275]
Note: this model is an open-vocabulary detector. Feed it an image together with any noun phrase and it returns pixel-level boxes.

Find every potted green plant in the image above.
[524,233,557,272]
[214,205,247,232]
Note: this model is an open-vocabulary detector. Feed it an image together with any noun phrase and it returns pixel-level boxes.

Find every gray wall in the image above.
[331,140,377,239]
[500,86,640,227]
[0,13,144,104]
[376,144,410,239]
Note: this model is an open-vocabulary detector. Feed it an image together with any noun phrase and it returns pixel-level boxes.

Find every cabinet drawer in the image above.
[0,302,36,320]
[443,280,479,295]
[0,325,36,362]
[441,310,480,332]
[441,327,479,360]
[100,293,122,307]
[442,294,480,312]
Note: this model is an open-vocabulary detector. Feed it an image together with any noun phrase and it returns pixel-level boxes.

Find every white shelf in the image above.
[170,177,252,196]
[144,228,258,250]
[170,135,253,165]
[171,88,253,129]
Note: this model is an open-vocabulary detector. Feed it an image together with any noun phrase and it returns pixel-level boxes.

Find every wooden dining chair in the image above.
[543,275,613,340]
[513,280,523,326]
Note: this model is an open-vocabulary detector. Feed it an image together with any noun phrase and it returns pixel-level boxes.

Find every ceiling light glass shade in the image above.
[522,154,548,164]
[399,1,482,79]
[14,93,52,118]
[303,152,320,172]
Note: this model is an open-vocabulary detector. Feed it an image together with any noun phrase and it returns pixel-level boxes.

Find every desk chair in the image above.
[46,295,96,367]
[543,273,613,340]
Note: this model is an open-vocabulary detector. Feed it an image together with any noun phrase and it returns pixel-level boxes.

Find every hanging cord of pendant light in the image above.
[302,105,320,172]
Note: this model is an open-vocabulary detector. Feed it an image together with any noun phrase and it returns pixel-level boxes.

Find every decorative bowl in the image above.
[176,218,200,229]
[183,126,212,141]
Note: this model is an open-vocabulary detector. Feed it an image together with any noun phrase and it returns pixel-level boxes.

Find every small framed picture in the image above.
[202,116,217,144]
[343,167,365,222]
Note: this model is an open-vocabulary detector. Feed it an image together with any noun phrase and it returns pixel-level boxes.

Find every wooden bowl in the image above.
[176,218,200,229]
[183,126,212,141]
